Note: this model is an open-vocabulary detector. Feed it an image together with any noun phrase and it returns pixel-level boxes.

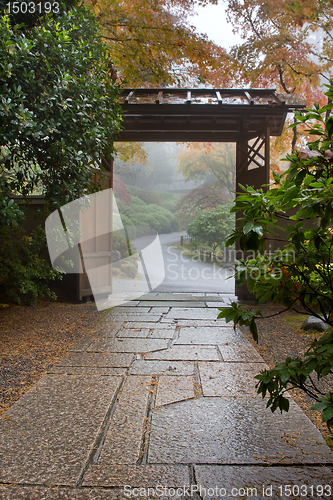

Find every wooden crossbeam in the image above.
[237,134,266,171]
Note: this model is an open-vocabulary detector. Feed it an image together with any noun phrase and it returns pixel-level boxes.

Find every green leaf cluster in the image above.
[0,224,62,305]
[0,6,122,305]
[187,203,235,254]
[0,6,122,210]
[217,301,262,341]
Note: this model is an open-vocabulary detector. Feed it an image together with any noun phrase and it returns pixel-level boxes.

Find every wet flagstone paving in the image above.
[0,293,333,499]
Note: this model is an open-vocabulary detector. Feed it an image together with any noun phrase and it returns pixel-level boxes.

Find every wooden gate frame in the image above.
[79,88,304,301]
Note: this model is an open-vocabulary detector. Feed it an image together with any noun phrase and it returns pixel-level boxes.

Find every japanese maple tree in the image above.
[85,0,231,86]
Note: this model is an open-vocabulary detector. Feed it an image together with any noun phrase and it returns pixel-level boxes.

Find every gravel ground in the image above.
[238,303,333,450]
[0,297,332,449]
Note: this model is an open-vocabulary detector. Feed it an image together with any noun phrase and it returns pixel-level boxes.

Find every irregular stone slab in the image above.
[97,376,150,464]
[88,321,124,339]
[145,346,220,361]
[70,333,101,352]
[147,306,172,313]
[177,320,227,327]
[83,464,190,488]
[0,375,121,484]
[148,397,333,464]
[148,329,175,339]
[156,376,195,406]
[138,301,206,307]
[116,328,150,338]
[125,322,176,330]
[218,344,265,362]
[112,306,151,314]
[199,362,266,397]
[121,301,140,307]
[130,360,194,376]
[148,292,206,301]
[88,338,169,353]
[109,314,162,322]
[49,366,126,376]
[54,352,134,367]
[0,486,148,500]
[205,301,226,308]
[175,327,248,346]
[194,465,333,500]
[164,308,220,320]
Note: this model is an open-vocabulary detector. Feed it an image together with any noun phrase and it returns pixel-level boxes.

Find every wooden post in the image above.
[235,124,270,301]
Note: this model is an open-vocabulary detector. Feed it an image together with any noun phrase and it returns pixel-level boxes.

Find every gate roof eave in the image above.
[117,88,305,142]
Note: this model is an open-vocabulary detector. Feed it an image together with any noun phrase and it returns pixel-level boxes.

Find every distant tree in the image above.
[224,0,332,91]
[223,0,332,149]
[177,143,236,196]
[85,0,231,86]
[114,143,179,190]
[176,187,229,228]
[187,203,235,256]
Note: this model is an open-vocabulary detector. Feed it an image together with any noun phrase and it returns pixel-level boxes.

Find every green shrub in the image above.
[117,190,179,234]
[187,203,235,255]
[155,190,178,201]
[0,224,62,305]
[134,189,162,205]
[129,196,147,209]
[161,198,178,212]
[112,231,130,258]
[125,185,138,196]
[120,260,138,279]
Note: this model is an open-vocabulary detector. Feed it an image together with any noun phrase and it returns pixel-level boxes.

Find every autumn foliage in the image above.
[113,176,131,204]
[85,0,231,86]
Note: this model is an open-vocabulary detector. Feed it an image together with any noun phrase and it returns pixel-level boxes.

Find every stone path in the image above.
[0,293,332,499]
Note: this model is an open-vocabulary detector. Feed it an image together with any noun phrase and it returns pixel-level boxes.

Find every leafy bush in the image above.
[0,186,60,305]
[125,185,138,196]
[0,6,121,305]
[112,231,130,257]
[187,203,235,255]
[0,182,24,227]
[161,198,178,212]
[129,196,146,209]
[114,176,131,204]
[220,84,333,431]
[155,191,179,212]
[0,225,62,305]
[133,188,162,206]
[117,191,178,234]
[0,7,121,210]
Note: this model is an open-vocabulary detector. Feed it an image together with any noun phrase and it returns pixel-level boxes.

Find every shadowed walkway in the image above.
[1,293,332,499]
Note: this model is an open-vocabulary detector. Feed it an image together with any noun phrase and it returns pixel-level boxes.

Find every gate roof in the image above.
[117,88,305,142]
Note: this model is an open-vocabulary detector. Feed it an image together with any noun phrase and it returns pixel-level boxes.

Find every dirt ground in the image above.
[0,296,332,449]
[238,303,333,450]
[0,294,104,415]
